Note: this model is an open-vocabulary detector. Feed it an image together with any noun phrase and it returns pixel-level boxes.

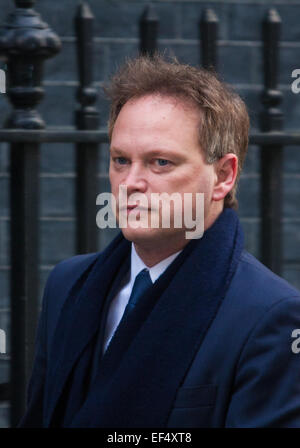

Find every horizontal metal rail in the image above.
[0,129,109,143]
[0,129,300,146]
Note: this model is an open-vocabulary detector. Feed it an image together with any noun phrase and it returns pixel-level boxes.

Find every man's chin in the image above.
[121,226,157,243]
[120,226,189,248]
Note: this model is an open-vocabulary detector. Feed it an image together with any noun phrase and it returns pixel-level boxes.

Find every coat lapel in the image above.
[69,209,244,427]
[44,233,131,426]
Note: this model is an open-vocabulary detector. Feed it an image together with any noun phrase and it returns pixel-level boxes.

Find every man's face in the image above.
[109,94,218,247]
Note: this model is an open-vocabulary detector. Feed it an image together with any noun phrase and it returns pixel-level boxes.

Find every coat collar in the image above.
[44,232,131,426]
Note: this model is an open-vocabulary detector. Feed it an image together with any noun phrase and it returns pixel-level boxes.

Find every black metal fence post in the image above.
[0,0,61,426]
[260,9,283,275]
[75,2,99,254]
[140,3,159,56]
[200,8,218,70]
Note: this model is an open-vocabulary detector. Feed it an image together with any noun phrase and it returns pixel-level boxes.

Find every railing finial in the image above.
[0,1,61,128]
[200,8,218,71]
[140,3,159,56]
[261,8,283,131]
[75,0,98,129]
[266,8,281,23]
[76,1,94,20]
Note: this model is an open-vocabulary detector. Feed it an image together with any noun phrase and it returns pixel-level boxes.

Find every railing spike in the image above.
[260,8,283,275]
[141,3,159,22]
[140,3,159,56]
[202,8,218,24]
[74,1,100,254]
[0,0,61,426]
[200,8,218,71]
[76,1,94,20]
[265,8,281,23]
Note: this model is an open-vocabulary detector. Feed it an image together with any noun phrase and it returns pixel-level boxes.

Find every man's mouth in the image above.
[119,204,151,211]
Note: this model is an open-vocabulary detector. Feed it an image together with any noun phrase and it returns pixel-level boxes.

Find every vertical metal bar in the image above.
[140,3,159,56]
[0,0,60,426]
[75,2,99,254]
[200,8,218,71]
[10,143,39,425]
[260,9,283,275]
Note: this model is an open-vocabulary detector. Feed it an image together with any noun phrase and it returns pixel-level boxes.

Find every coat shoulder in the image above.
[43,253,101,346]
[49,252,100,289]
[228,249,300,311]
[46,232,124,296]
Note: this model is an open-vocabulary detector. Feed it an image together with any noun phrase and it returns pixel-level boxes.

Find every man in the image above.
[20,55,300,427]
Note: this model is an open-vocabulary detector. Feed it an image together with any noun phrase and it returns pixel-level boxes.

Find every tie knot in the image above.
[136,268,152,283]
[126,268,152,313]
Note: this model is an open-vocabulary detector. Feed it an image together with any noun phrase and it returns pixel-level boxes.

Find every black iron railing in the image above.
[0,0,296,426]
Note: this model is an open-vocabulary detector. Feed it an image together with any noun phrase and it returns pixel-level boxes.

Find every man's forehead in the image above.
[110,93,204,154]
[121,93,201,116]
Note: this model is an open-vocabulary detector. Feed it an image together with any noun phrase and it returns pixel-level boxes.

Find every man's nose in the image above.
[123,163,147,194]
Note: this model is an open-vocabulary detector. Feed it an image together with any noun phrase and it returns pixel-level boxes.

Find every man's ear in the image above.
[212,154,238,202]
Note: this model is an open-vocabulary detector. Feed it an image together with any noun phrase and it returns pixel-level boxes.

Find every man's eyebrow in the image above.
[146,149,180,157]
[110,147,185,159]
[145,149,187,160]
[109,147,127,155]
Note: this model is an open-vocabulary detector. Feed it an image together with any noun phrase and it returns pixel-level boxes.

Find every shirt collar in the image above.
[130,243,182,284]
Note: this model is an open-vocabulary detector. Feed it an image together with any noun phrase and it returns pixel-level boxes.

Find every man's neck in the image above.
[133,239,189,267]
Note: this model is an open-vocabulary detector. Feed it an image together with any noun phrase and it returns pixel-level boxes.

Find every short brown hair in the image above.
[105,54,249,209]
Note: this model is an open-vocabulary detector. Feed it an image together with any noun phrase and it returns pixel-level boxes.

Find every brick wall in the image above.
[0,0,300,427]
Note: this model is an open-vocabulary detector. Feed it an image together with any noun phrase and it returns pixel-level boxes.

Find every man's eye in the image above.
[114,157,128,165]
[156,159,170,166]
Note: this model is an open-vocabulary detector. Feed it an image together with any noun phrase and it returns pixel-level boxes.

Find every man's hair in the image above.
[104,54,249,209]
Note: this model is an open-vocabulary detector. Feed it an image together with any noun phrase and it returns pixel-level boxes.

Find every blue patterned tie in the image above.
[125,268,152,315]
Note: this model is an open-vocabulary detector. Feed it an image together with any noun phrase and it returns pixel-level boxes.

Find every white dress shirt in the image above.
[102,243,182,353]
